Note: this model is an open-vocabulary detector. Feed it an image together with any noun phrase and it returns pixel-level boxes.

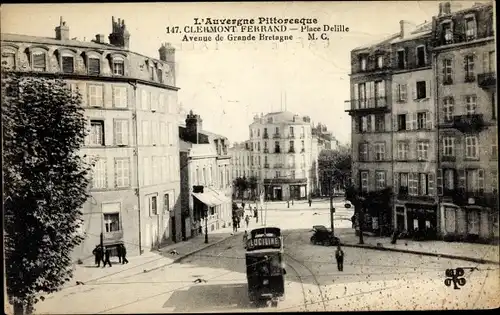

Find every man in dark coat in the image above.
[116,244,122,264]
[335,245,344,271]
[92,245,104,267]
[120,244,129,264]
[103,247,112,268]
[308,198,312,207]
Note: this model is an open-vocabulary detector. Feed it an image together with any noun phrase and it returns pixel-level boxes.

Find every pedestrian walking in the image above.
[335,245,344,271]
[245,215,250,228]
[237,216,241,229]
[232,216,238,233]
[103,247,112,268]
[255,210,259,223]
[92,245,104,267]
[308,198,312,207]
[242,202,246,211]
[243,230,249,248]
[351,215,356,229]
[116,244,122,264]
[120,244,129,264]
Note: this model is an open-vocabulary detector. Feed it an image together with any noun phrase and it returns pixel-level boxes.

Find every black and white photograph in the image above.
[1,1,498,314]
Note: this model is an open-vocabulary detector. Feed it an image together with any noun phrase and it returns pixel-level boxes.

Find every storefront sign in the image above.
[246,237,281,250]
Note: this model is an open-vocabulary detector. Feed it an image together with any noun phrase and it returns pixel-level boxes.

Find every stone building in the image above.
[229,141,252,198]
[1,17,182,259]
[432,2,497,242]
[178,111,232,239]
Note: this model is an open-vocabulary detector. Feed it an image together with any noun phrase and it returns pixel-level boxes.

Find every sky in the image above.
[1,1,449,146]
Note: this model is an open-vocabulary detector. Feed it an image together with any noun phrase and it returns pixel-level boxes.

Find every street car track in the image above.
[283,234,328,311]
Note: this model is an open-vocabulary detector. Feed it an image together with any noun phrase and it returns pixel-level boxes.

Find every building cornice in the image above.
[431,37,495,53]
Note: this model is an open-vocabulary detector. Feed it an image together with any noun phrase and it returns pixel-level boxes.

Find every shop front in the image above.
[405,203,438,240]
[264,178,307,201]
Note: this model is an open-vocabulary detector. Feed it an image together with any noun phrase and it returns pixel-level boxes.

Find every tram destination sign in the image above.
[246,236,281,250]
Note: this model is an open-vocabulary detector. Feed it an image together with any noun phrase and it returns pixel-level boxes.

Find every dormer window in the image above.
[1,51,16,70]
[376,55,383,69]
[157,68,163,83]
[465,16,476,40]
[360,56,367,71]
[61,55,74,73]
[442,22,453,44]
[112,58,124,76]
[88,57,100,75]
[150,64,155,81]
[32,51,47,72]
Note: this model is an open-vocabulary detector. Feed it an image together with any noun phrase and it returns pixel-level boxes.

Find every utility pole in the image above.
[330,192,335,235]
[205,209,208,244]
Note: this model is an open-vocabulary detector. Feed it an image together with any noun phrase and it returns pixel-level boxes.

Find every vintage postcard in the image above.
[1,1,498,314]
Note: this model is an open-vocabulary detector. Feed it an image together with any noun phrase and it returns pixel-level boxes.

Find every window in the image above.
[275,171,281,178]
[113,86,127,108]
[375,114,385,132]
[465,16,476,40]
[275,127,279,135]
[465,55,475,81]
[61,56,74,73]
[289,141,294,152]
[417,112,427,129]
[274,141,280,153]
[443,137,455,156]
[442,22,453,43]
[88,84,103,107]
[113,59,124,75]
[289,126,294,136]
[409,173,419,196]
[419,173,429,195]
[359,115,372,133]
[416,81,427,99]
[443,97,454,122]
[466,169,483,192]
[360,56,367,71]
[148,195,158,216]
[397,114,406,131]
[416,46,426,67]
[88,57,100,75]
[358,83,367,108]
[444,169,455,190]
[397,84,407,102]
[150,65,155,81]
[484,51,496,73]
[397,141,409,160]
[115,158,130,187]
[113,119,129,145]
[104,213,120,232]
[465,136,479,159]
[257,142,261,152]
[375,171,386,190]
[360,171,368,193]
[358,143,368,161]
[291,170,296,179]
[397,50,406,69]
[377,55,383,69]
[1,52,16,70]
[374,142,385,161]
[32,51,46,72]
[257,129,261,137]
[89,120,104,146]
[142,121,150,145]
[465,95,476,115]
[417,141,429,161]
[91,157,107,188]
[491,142,497,160]
[163,193,170,213]
[157,69,163,83]
[399,173,409,189]
[443,58,453,83]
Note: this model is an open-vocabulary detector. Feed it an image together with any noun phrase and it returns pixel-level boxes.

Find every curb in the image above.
[340,243,500,265]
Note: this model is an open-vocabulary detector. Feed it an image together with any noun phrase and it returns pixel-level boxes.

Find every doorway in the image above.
[274,187,282,201]
[170,216,177,243]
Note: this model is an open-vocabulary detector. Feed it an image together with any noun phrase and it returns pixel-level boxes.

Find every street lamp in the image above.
[204,208,209,244]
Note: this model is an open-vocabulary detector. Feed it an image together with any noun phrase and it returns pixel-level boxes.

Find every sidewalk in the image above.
[69,225,240,286]
[339,230,500,265]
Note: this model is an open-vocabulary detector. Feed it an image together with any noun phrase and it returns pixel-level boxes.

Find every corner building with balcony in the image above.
[391,21,440,237]
[1,17,182,259]
[346,31,396,235]
[432,2,498,242]
[249,111,316,201]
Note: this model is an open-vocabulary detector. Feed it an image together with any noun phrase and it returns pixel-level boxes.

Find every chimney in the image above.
[400,20,414,38]
[438,2,452,16]
[95,34,106,44]
[159,42,175,62]
[55,16,69,40]
[185,110,202,144]
[109,16,130,48]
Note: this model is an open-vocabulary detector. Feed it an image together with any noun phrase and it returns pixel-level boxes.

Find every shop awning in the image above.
[192,192,218,207]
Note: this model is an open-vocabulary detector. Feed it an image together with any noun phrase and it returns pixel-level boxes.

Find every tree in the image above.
[232,177,249,201]
[248,176,258,200]
[318,145,352,196]
[3,73,91,315]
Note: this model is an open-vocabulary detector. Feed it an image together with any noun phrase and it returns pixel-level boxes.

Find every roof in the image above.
[1,32,165,64]
[352,33,400,51]
[390,21,433,44]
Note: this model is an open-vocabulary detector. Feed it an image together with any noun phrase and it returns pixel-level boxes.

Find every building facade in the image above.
[1,17,182,259]
[432,2,498,242]
[249,111,317,201]
[347,1,497,242]
[178,111,232,240]
[228,141,252,198]
[311,123,337,195]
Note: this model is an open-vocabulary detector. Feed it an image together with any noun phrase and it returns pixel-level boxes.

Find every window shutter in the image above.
[425,81,430,98]
[406,114,411,130]
[412,113,417,130]
[404,47,409,67]
[428,172,435,196]
[392,115,398,131]
[370,115,375,131]
[437,169,443,196]
[123,121,129,145]
[426,112,433,129]
[353,84,359,109]
[84,119,91,146]
[114,158,118,188]
[463,56,468,73]
[394,172,399,194]
[412,83,417,100]
[478,169,484,193]
[458,169,466,190]
[483,51,489,72]
[402,84,408,101]
[393,83,399,101]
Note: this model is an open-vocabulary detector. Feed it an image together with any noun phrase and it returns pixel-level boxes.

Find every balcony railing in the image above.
[397,188,435,203]
[288,134,295,139]
[465,74,476,83]
[263,148,269,153]
[442,188,497,207]
[274,148,281,154]
[300,134,305,139]
[344,97,389,116]
[274,163,283,168]
[103,230,123,243]
[441,155,456,162]
[264,163,270,168]
[478,72,496,88]
[452,114,487,133]
[300,148,305,153]
[273,133,280,139]
[288,148,295,153]
[263,133,269,139]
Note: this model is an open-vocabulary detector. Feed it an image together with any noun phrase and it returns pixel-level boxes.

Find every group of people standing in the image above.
[92,243,129,267]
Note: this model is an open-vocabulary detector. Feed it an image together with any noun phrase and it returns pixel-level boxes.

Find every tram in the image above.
[245,227,286,306]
